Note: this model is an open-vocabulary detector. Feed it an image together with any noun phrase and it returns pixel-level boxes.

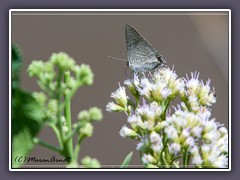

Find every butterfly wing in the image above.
[125,24,161,73]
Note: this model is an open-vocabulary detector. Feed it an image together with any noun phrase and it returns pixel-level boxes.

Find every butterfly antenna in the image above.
[108,56,128,62]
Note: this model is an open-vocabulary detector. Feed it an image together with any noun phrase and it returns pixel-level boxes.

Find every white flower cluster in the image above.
[166,106,228,168]
[106,68,228,168]
[181,72,216,113]
[135,68,184,102]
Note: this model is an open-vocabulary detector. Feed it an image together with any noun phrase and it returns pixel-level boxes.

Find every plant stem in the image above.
[56,70,72,160]
[183,147,189,168]
[68,82,82,99]
[162,154,170,168]
[56,70,65,150]
[187,151,191,167]
[64,95,73,157]
[73,144,81,163]
[135,96,139,109]
[72,135,85,163]
[65,127,78,142]
[65,119,87,141]
[161,98,172,120]
[173,161,179,168]
[63,79,85,162]
[34,138,62,154]
[63,79,83,159]
[49,123,62,147]
[160,135,168,166]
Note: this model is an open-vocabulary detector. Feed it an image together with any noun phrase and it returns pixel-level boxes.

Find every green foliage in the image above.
[12,45,44,168]
[12,44,22,89]
[120,151,133,168]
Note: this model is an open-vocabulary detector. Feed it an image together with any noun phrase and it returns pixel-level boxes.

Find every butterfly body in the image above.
[125,24,166,73]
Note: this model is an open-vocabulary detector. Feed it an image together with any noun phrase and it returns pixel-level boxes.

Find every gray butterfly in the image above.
[125,24,167,73]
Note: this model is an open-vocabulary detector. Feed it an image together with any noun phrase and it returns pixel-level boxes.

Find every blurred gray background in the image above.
[11,11,229,168]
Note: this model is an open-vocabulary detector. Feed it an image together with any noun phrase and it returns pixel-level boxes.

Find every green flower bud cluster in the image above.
[81,156,101,168]
[27,52,102,167]
[78,107,103,122]
[28,52,95,122]
[77,107,102,137]
[28,52,94,97]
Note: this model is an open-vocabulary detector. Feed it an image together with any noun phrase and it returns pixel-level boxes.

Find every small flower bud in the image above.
[77,64,94,86]
[89,107,103,121]
[62,124,69,133]
[81,156,101,168]
[32,92,47,106]
[61,116,66,124]
[65,71,77,89]
[78,110,90,121]
[50,52,75,71]
[79,122,93,137]
[47,99,58,117]
[27,60,45,77]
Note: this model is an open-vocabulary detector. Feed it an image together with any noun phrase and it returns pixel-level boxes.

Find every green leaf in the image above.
[12,89,44,168]
[12,44,22,89]
[11,45,44,168]
[120,151,133,168]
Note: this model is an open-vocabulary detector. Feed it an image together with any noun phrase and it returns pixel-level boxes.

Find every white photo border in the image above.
[9,9,231,171]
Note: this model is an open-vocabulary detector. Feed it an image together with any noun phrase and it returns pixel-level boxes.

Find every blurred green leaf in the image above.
[12,89,44,168]
[12,44,22,89]
[120,151,133,168]
[12,45,44,168]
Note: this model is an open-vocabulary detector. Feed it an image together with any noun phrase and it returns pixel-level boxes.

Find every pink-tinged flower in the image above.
[141,154,155,165]
[150,131,163,153]
[169,142,181,155]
